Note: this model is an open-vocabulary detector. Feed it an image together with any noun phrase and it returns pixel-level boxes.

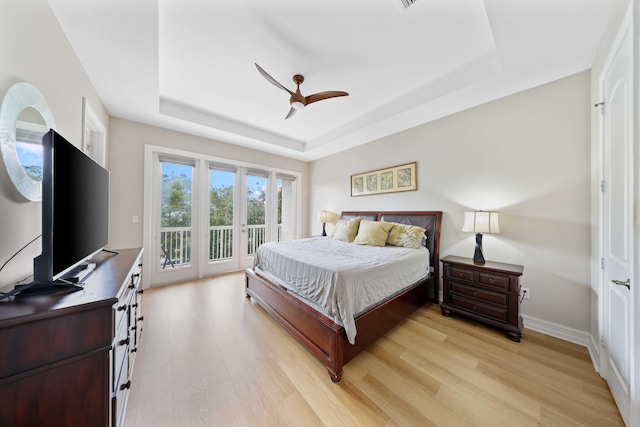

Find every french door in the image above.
[145,146,300,286]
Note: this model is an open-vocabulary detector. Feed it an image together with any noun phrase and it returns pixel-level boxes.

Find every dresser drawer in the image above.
[448,265,474,282]
[450,294,509,322]
[449,281,508,306]
[478,272,510,290]
[112,310,130,393]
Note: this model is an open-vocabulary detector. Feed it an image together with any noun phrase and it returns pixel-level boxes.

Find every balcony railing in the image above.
[159,224,280,268]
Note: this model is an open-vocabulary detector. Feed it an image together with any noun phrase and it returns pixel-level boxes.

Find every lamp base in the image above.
[321,222,327,237]
[473,233,485,264]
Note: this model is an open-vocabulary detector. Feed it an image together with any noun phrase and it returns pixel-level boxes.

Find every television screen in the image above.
[33,129,109,283]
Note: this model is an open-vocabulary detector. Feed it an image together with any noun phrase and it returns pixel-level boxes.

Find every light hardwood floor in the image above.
[124,271,623,427]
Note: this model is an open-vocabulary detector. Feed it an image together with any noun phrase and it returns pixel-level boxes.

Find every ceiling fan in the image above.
[255,63,349,119]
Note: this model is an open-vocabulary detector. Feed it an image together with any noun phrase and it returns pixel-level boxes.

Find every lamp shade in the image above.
[319,211,332,223]
[462,211,500,234]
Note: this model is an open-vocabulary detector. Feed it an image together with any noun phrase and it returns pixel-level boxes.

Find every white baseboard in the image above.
[522,314,601,374]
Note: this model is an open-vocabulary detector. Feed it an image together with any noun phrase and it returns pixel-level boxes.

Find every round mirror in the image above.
[0,82,55,201]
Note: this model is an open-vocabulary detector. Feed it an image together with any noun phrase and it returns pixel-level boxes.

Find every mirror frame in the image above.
[0,82,56,201]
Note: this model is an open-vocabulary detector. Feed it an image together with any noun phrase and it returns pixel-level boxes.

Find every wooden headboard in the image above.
[340,211,443,293]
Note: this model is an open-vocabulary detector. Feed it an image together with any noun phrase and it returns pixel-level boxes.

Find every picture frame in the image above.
[351,162,416,196]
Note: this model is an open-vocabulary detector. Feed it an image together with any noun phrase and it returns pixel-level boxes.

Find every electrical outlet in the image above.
[521,287,531,300]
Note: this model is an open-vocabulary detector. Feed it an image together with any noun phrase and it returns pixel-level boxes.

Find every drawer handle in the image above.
[128,284,135,289]
[119,337,130,346]
[138,289,144,294]
[472,305,478,311]
[138,263,143,268]
[117,305,127,312]
[138,316,144,321]
[119,381,131,391]
[489,278,495,283]
[472,291,478,296]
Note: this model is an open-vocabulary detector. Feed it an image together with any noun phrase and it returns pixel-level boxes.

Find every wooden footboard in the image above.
[245,268,432,382]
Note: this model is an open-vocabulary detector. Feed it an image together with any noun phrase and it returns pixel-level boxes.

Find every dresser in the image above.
[0,247,144,427]
[440,255,524,342]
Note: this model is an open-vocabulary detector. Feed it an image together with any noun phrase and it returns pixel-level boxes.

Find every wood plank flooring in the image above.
[124,271,623,427]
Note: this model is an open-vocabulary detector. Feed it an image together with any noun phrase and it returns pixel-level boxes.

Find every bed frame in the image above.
[245,210,442,382]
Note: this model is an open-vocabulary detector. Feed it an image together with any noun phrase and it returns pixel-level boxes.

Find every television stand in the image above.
[14,280,83,296]
[13,262,97,296]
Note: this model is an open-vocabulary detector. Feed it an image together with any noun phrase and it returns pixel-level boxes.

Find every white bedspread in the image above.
[253,237,430,344]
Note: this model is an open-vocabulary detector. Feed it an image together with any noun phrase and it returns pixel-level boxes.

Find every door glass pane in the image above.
[160,162,192,268]
[209,169,234,262]
[247,174,266,255]
[278,177,295,241]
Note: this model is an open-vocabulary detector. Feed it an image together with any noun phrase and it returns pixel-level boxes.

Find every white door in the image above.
[599,9,633,425]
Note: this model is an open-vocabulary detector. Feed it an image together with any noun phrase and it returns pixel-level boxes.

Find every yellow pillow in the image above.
[332,217,362,242]
[354,220,394,246]
[386,222,426,249]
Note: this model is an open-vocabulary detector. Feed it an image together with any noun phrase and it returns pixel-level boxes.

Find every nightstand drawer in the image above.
[448,266,474,282]
[449,281,507,306]
[450,294,508,322]
[478,272,509,290]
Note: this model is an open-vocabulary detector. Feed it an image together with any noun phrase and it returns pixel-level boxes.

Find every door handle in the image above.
[611,278,630,289]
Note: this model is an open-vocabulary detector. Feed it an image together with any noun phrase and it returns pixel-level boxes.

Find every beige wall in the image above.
[0,0,108,286]
[310,71,592,331]
[107,118,310,250]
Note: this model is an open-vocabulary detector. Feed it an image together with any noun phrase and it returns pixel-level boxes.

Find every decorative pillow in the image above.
[354,220,394,247]
[332,217,362,242]
[385,222,426,249]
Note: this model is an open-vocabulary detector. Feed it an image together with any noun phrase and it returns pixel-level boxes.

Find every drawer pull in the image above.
[119,381,131,391]
[117,305,127,312]
[489,278,495,284]
[128,284,135,289]
[473,305,478,311]
[119,337,130,346]
[138,289,144,294]
[472,291,478,296]
[138,316,144,321]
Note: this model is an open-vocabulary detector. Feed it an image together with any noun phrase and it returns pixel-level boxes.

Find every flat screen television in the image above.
[29,129,110,289]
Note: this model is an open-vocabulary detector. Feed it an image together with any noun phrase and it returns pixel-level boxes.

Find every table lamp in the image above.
[462,211,500,264]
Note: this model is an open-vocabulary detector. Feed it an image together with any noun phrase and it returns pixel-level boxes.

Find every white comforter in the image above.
[253,237,430,344]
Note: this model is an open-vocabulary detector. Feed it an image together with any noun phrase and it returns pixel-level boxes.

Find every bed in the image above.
[245,210,442,382]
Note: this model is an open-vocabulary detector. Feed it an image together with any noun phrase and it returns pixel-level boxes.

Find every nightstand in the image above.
[440,255,524,342]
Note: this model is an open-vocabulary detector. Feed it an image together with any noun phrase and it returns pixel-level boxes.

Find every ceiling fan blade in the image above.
[305,91,349,106]
[285,107,297,120]
[255,63,294,96]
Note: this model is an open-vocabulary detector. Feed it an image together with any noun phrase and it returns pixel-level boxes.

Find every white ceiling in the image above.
[47,0,617,162]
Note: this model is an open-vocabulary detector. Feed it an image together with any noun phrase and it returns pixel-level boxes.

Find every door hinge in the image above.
[600,335,606,349]
[595,101,606,115]
[601,258,606,270]
[600,180,606,192]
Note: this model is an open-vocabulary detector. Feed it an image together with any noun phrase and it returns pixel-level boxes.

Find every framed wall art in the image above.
[351,162,416,196]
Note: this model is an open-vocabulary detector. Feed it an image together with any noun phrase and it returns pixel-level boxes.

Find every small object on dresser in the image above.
[440,255,524,342]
